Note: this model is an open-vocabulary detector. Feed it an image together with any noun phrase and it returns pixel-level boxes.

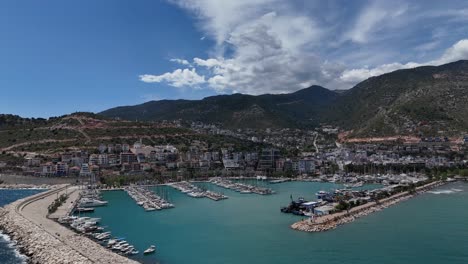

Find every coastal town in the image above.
[2,1,468,263]
[1,123,467,184]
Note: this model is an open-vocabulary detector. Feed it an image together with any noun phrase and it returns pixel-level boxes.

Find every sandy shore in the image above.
[291,181,446,232]
[0,185,139,264]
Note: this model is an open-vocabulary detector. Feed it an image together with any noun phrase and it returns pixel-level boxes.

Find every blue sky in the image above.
[1,0,468,117]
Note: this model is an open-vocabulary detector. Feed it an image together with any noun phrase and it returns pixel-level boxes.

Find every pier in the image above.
[124,186,174,211]
[210,178,274,195]
[169,181,228,201]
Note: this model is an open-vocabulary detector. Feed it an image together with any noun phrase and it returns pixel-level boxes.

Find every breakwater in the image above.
[0,186,138,264]
[291,181,446,232]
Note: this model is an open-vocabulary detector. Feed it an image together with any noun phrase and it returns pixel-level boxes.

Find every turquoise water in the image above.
[86,181,468,264]
[0,189,45,264]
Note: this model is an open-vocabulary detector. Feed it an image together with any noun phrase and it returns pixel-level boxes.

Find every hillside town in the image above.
[2,127,466,184]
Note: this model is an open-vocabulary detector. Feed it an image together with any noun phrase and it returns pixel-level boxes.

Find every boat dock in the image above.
[168,181,228,201]
[124,186,174,211]
[209,178,274,195]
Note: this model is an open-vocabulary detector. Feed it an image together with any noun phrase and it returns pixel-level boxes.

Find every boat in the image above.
[143,245,156,254]
[75,207,95,212]
[79,198,108,207]
[127,249,139,255]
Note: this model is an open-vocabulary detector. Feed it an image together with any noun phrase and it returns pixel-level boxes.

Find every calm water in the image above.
[82,181,468,264]
[0,189,45,264]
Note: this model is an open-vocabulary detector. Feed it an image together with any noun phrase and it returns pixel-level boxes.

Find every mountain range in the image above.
[98,60,468,136]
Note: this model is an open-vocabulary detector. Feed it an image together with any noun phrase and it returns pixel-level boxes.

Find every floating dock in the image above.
[209,178,274,195]
[169,181,228,201]
[124,186,174,211]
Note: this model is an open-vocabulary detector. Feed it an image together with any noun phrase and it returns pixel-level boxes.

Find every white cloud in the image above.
[345,1,408,44]
[340,39,468,85]
[193,57,224,68]
[170,58,191,66]
[139,68,206,88]
[141,1,468,93]
[434,39,468,64]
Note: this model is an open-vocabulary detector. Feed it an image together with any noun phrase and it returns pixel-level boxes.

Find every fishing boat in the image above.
[143,245,156,255]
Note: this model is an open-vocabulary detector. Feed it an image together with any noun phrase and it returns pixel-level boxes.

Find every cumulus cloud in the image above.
[434,39,468,64]
[139,68,206,88]
[141,1,468,93]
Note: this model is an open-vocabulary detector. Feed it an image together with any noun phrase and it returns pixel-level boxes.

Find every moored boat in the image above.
[143,245,156,255]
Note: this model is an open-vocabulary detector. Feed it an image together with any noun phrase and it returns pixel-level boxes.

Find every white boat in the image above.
[79,198,108,207]
[143,245,156,254]
[127,249,139,255]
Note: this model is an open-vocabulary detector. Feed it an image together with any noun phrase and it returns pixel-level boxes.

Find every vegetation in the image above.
[100,85,338,129]
[48,193,68,214]
[101,60,468,136]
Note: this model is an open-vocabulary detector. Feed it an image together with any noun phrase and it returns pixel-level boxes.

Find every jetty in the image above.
[0,185,138,263]
[124,185,174,211]
[169,181,228,201]
[210,178,274,195]
[291,181,446,232]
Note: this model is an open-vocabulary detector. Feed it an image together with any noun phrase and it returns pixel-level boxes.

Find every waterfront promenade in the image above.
[0,185,138,264]
[292,181,446,232]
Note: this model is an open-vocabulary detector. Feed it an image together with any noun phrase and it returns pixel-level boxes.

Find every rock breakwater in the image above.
[0,188,138,264]
[291,181,446,232]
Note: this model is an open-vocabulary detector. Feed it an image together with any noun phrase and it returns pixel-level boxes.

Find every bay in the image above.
[86,181,468,264]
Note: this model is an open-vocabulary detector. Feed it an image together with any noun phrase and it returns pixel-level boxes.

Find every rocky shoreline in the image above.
[291,181,446,232]
[0,187,138,264]
[0,183,50,190]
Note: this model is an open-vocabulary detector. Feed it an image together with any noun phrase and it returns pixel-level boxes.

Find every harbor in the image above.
[168,181,228,201]
[209,178,274,195]
[77,180,468,264]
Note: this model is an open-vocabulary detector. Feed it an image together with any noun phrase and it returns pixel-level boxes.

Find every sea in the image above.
[0,189,45,264]
[76,181,468,264]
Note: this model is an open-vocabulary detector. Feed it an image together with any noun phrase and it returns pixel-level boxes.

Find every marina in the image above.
[168,181,228,201]
[81,181,468,264]
[209,178,274,195]
[124,186,174,211]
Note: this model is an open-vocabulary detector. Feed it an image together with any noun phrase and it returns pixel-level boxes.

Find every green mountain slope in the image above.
[100,60,468,136]
[326,60,468,136]
[100,85,338,128]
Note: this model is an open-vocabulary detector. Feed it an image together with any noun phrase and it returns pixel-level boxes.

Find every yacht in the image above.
[79,198,108,207]
[144,245,156,255]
